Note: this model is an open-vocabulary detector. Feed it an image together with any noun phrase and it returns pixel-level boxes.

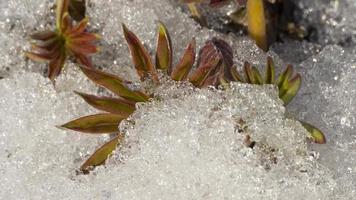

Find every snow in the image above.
[0,0,355,199]
[0,73,338,199]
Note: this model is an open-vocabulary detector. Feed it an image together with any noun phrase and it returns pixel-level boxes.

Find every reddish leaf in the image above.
[79,66,150,102]
[187,38,234,87]
[81,133,125,173]
[31,30,57,41]
[156,22,172,72]
[74,53,93,68]
[26,51,54,62]
[188,59,220,87]
[61,113,125,133]
[68,17,89,36]
[122,24,159,82]
[171,38,196,81]
[48,52,66,81]
[75,91,136,116]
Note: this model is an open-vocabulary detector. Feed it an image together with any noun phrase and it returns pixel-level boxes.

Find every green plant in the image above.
[61,22,325,173]
[26,0,99,81]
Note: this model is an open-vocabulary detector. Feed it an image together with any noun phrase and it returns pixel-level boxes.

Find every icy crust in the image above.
[111,82,336,199]
[0,73,338,199]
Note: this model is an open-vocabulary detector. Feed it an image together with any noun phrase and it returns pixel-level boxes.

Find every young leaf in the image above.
[247,0,268,51]
[28,0,99,81]
[80,133,125,173]
[300,121,326,144]
[171,38,196,81]
[279,74,301,105]
[61,113,125,134]
[188,59,220,87]
[243,62,255,83]
[193,37,234,84]
[79,66,149,102]
[230,66,244,82]
[265,56,275,84]
[48,52,66,81]
[122,24,159,83]
[277,64,294,88]
[251,66,263,84]
[75,92,136,116]
[156,22,172,72]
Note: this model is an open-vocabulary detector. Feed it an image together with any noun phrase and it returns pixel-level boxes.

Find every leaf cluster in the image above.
[61,23,325,173]
[26,0,99,81]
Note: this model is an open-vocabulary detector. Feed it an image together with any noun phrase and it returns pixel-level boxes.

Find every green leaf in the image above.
[122,24,159,83]
[171,38,196,81]
[277,64,293,88]
[230,66,244,82]
[75,91,136,116]
[279,74,301,105]
[80,133,125,173]
[265,56,275,84]
[251,66,263,84]
[68,0,86,21]
[61,113,125,134]
[300,121,326,144]
[79,66,149,102]
[246,0,268,51]
[155,22,172,72]
[243,62,255,83]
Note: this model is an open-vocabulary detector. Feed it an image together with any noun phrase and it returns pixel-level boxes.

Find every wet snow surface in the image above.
[0,0,355,199]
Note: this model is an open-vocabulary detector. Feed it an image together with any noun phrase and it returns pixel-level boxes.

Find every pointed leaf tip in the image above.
[265,56,275,84]
[279,73,301,105]
[61,113,125,134]
[156,22,172,72]
[122,24,159,83]
[80,133,125,173]
[74,91,136,116]
[300,121,326,144]
[171,38,196,81]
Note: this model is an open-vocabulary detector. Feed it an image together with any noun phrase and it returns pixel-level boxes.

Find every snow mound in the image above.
[0,73,339,199]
